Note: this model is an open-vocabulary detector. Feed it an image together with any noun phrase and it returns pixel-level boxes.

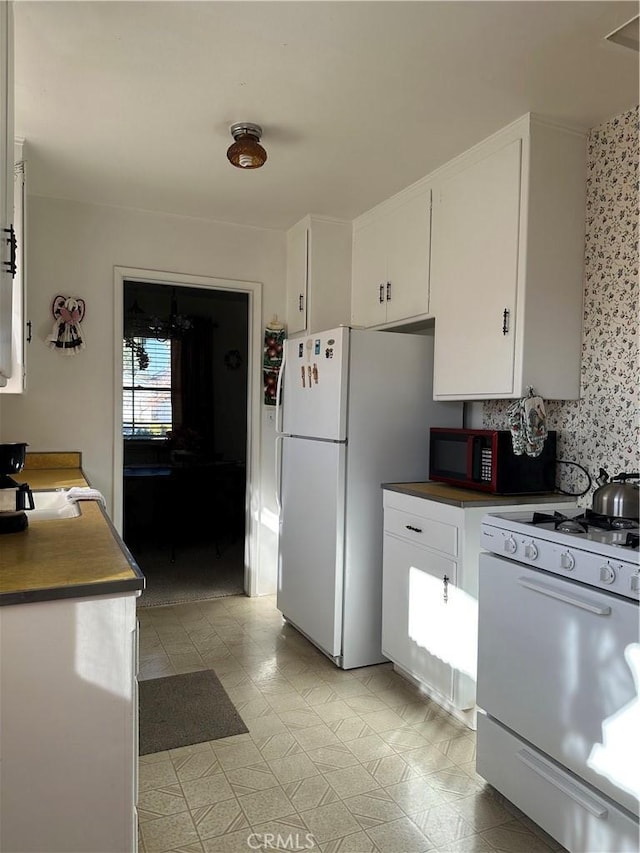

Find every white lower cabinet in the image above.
[382,534,465,707]
[0,591,139,853]
[382,488,577,727]
[382,490,475,722]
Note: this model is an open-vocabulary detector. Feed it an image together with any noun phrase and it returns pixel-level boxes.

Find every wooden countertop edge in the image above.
[1,468,144,607]
[382,481,576,507]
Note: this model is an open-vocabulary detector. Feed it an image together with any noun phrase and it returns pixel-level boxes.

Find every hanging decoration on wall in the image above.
[263,316,285,406]
[47,295,86,355]
[507,386,548,457]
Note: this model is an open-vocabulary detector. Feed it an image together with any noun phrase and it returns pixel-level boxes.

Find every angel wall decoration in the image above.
[48,295,86,355]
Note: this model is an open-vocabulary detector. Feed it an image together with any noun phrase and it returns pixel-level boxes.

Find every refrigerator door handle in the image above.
[274,344,287,436]
[275,434,284,514]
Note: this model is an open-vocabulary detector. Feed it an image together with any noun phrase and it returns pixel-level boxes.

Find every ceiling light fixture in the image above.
[226,122,267,169]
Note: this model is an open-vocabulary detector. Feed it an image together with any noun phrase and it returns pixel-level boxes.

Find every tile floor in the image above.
[137,595,565,853]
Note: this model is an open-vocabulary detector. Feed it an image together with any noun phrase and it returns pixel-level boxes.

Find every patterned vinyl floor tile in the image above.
[138,594,568,853]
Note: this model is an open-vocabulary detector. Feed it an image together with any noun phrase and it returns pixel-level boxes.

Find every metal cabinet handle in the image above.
[405,524,422,533]
[517,577,611,615]
[2,226,17,278]
[443,574,449,603]
[379,284,385,304]
[502,308,510,335]
[26,321,32,344]
[517,749,608,819]
[386,281,391,301]
[298,294,304,312]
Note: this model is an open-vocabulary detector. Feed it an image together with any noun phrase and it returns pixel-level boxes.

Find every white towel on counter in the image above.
[65,487,106,508]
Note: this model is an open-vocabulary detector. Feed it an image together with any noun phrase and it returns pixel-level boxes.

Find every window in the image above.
[123,337,172,438]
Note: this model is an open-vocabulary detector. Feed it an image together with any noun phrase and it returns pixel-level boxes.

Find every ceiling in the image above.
[13,1,639,231]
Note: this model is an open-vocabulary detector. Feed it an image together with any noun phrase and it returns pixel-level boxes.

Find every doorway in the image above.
[119,277,252,606]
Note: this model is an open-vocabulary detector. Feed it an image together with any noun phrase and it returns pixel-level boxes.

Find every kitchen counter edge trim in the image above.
[382,481,577,508]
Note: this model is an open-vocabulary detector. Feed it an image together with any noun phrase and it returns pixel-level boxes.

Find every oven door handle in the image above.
[517,577,611,616]
[517,749,609,819]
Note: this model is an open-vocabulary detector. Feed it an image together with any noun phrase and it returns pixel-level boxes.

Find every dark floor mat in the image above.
[139,669,248,755]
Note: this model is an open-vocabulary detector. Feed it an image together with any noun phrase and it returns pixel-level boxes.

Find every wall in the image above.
[484,106,640,501]
[0,196,285,593]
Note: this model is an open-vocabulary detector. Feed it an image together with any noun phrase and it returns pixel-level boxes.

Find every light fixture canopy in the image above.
[227,122,267,169]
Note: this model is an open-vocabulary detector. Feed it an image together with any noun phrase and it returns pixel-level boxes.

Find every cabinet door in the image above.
[0,0,14,385]
[285,220,308,335]
[0,150,25,394]
[382,534,457,703]
[0,594,138,853]
[351,216,386,327]
[385,189,431,323]
[432,140,522,398]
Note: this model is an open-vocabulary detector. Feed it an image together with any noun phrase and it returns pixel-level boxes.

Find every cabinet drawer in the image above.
[477,715,639,853]
[384,506,457,556]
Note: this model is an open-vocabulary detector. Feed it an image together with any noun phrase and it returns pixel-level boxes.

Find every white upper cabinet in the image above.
[0,0,14,386]
[1,141,26,394]
[285,215,352,336]
[351,184,431,328]
[430,115,586,400]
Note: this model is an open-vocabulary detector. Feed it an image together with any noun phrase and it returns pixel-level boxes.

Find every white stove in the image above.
[480,508,640,601]
[477,507,640,853]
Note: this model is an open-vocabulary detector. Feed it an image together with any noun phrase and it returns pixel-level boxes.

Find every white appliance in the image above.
[275,326,461,669]
[477,508,640,853]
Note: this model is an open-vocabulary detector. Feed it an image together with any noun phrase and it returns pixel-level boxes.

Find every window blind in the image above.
[123,337,172,438]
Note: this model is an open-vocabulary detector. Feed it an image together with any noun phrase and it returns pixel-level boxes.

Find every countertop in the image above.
[0,455,144,606]
[382,481,577,508]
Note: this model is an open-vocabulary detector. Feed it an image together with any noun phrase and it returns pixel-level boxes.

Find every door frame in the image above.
[113,266,262,596]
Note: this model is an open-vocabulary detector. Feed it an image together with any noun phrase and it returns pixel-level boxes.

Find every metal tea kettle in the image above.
[592,469,640,520]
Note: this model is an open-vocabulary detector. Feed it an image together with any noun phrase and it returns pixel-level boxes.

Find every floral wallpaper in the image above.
[484,106,639,503]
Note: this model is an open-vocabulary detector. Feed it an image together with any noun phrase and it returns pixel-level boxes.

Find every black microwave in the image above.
[429,428,557,494]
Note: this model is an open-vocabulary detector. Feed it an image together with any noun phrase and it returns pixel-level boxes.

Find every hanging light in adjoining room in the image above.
[226,122,267,169]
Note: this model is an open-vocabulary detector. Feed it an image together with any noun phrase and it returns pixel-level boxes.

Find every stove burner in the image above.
[529,510,639,538]
[531,511,571,526]
[557,520,587,534]
[611,518,636,530]
[531,511,589,533]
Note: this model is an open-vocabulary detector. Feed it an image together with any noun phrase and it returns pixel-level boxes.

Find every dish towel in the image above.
[65,487,106,508]
[507,387,547,457]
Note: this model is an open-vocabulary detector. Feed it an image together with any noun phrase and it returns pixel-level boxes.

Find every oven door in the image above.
[477,553,639,817]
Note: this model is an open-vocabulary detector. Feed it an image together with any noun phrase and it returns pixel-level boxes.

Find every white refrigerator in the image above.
[276,326,462,669]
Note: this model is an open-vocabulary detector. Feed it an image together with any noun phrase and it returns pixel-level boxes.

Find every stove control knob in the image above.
[599,564,616,585]
[524,541,538,561]
[504,535,517,555]
[559,551,575,571]
[631,574,640,593]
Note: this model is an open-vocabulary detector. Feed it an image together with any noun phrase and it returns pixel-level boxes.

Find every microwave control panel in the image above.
[480,447,492,482]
